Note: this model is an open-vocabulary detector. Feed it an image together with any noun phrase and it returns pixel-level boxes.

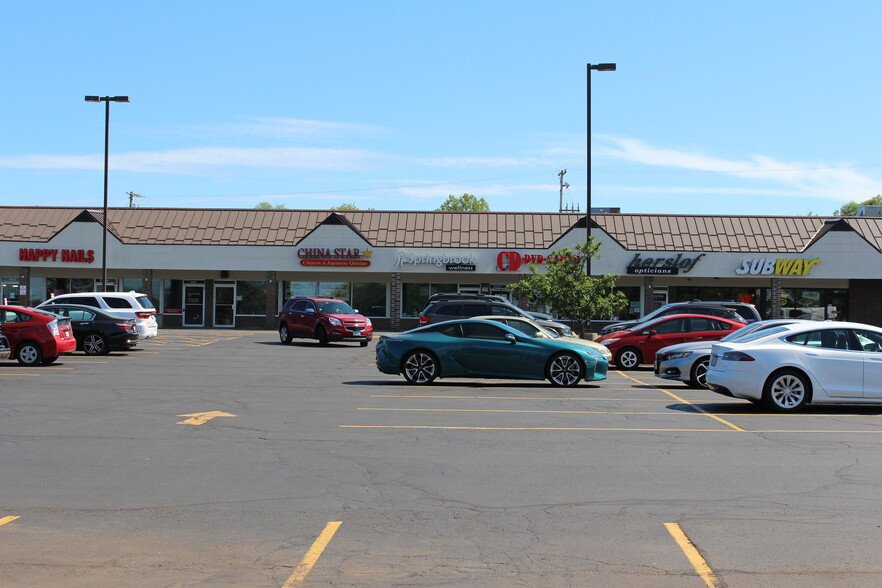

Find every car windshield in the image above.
[721,320,798,342]
[317,300,356,314]
[729,325,792,344]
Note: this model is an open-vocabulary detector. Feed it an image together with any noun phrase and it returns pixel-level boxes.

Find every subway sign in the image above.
[735,257,821,276]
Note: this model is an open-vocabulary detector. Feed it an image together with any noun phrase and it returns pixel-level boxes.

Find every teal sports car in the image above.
[375,319,607,387]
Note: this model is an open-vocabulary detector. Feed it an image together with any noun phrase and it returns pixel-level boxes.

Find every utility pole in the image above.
[126,191,144,207]
[558,169,578,213]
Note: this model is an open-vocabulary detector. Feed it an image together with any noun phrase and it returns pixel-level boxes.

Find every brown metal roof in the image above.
[2,207,881,253]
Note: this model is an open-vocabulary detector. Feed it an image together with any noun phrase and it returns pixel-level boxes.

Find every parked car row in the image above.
[277,294,882,414]
[0,292,156,366]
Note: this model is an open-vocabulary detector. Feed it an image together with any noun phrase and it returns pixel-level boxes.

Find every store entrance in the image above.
[183,282,205,327]
[214,282,236,327]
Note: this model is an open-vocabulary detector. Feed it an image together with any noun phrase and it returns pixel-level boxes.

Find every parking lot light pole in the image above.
[586,63,615,276]
[85,95,130,290]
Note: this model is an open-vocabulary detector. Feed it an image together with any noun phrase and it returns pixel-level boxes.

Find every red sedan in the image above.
[595,313,746,370]
[0,305,77,366]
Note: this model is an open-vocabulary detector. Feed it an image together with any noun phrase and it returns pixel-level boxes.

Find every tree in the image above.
[508,239,628,338]
[834,195,882,216]
[330,203,360,210]
[255,201,287,209]
[436,193,490,212]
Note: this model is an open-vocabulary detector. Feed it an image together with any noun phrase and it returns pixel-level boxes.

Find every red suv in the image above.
[278,297,373,347]
[0,305,77,365]
[595,314,746,370]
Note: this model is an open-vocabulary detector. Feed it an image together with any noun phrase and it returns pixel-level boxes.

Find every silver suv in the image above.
[419,298,574,337]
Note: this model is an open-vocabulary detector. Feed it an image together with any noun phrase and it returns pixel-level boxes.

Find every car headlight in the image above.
[329,317,342,326]
[366,318,372,326]
[601,338,619,346]
[665,351,693,359]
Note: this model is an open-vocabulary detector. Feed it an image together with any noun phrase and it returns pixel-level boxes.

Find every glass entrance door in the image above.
[214,282,236,327]
[183,283,205,327]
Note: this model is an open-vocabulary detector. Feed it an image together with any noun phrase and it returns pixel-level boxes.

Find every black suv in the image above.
[419,297,574,337]
[599,300,760,335]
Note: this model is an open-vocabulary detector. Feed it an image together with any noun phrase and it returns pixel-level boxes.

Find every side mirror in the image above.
[648,329,657,337]
[305,307,315,314]
[505,333,517,344]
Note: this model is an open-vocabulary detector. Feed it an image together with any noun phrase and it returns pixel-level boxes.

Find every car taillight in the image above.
[419,316,430,325]
[117,322,135,330]
[135,311,153,319]
[47,319,60,336]
[721,351,755,361]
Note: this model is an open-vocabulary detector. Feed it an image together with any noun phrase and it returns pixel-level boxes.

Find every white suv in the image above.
[37,291,158,338]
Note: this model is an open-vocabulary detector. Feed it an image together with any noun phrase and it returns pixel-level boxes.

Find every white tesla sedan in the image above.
[654,319,806,389]
[706,321,882,412]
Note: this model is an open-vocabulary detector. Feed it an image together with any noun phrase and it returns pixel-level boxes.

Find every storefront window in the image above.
[778,288,846,321]
[236,281,265,315]
[318,282,349,300]
[122,278,143,293]
[402,284,445,317]
[1,277,20,305]
[285,282,317,298]
[353,282,387,317]
[162,280,183,314]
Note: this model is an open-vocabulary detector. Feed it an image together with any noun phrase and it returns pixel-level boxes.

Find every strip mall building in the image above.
[2,207,880,331]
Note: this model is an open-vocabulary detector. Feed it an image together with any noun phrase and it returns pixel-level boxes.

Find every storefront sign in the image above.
[626,253,705,275]
[297,247,372,267]
[496,251,549,271]
[446,263,475,271]
[19,248,95,263]
[735,257,821,276]
[395,251,477,268]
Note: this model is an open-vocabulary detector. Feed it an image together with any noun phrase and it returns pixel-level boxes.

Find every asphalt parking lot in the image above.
[3,330,882,587]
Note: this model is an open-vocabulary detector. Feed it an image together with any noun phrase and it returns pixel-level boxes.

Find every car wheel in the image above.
[688,357,710,389]
[316,326,329,346]
[402,350,438,384]
[16,342,42,366]
[84,333,108,356]
[41,356,58,365]
[546,352,584,387]
[279,323,293,344]
[615,347,641,370]
[763,369,811,412]
[360,340,369,347]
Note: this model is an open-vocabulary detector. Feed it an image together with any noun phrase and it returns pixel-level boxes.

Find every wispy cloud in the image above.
[418,156,554,168]
[134,117,390,142]
[0,147,383,174]
[596,136,880,200]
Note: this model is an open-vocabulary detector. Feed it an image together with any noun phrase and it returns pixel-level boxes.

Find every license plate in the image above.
[352,330,361,336]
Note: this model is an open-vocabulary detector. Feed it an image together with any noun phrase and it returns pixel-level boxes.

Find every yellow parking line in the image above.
[282,521,342,587]
[371,395,673,402]
[341,425,738,432]
[665,522,722,588]
[618,372,746,432]
[359,408,698,415]
[0,516,20,527]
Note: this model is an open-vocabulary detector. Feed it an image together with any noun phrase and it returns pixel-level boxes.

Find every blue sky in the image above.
[2,2,881,215]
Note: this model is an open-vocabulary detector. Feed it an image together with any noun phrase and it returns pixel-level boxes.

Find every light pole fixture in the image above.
[85,95,130,290]
[586,63,615,276]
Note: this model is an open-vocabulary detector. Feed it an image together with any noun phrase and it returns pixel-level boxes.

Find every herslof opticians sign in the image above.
[297,247,372,267]
[627,253,705,275]
[395,251,477,271]
[736,257,821,276]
